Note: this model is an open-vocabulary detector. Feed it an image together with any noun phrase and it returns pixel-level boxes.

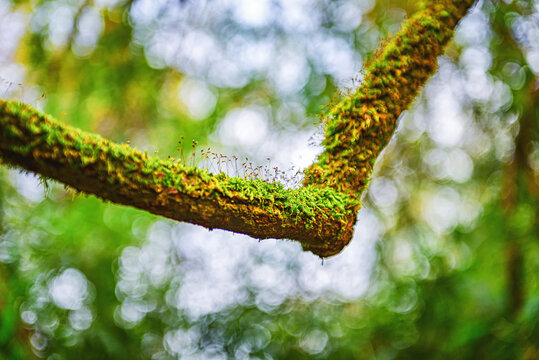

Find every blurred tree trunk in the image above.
[493,1,539,316]
[502,80,538,315]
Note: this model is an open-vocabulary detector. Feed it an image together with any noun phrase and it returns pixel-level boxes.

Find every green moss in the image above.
[303,0,475,198]
[0,99,358,228]
[0,0,476,256]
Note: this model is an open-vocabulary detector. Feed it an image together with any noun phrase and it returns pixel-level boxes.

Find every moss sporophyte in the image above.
[0,0,476,257]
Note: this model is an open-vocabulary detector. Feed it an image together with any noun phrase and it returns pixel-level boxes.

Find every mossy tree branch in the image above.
[303,0,476,195]
[0,0,476,257]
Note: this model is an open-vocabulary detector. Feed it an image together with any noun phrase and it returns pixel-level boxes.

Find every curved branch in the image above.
[0,0,476,257]
[0,100,358,257]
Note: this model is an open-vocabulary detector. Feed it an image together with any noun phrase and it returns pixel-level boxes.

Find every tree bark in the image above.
[0,0,476,257]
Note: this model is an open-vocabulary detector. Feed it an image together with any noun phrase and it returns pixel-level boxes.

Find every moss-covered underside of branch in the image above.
[0,0,475,257]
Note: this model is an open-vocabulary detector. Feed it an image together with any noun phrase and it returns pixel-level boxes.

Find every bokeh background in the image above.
[0,0,538,358]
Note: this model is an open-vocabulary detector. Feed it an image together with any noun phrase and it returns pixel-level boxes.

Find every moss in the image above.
[303,0,476,199]
[0,99,358,228]
[0,0,476,257]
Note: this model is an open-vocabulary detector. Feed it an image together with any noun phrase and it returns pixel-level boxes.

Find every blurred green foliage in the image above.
[0,0,538,359]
